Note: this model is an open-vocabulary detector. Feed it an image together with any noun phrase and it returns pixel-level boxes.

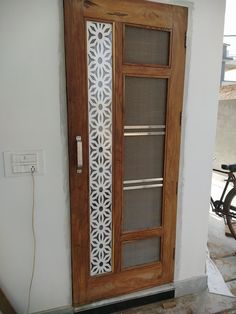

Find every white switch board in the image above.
[3,150,44,177]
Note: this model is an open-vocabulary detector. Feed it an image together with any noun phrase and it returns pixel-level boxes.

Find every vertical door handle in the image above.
[76,136,83,173]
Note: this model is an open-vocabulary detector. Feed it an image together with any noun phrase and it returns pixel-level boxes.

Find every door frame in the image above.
[64,0,187,306]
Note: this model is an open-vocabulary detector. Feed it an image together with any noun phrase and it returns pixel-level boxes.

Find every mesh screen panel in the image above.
[124,26,170,65]
[124,135,164,181]
[122,238,161,268]
[125,77,167,126]
[123,187,162,231]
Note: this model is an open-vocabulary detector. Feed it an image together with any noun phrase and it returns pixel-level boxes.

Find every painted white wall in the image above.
[0,0,225,313]
[174,0,225,281]
[0,1,71,313]
[214,99,236,169]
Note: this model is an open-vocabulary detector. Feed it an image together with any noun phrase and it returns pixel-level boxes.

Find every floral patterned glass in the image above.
[87,21,113,276]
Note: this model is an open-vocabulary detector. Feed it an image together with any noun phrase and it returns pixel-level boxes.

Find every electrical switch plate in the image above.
[3,150,44,177]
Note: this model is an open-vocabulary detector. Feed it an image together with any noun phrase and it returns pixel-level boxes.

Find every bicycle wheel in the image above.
[224,188,236,239]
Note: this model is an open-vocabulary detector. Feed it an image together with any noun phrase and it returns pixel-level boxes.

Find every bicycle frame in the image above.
[211,168,236,214]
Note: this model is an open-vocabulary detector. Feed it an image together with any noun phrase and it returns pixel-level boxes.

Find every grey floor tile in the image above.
[215,256,236,282]
[115,290,236,314]
[227,280,236,296]
[208,212,236,259]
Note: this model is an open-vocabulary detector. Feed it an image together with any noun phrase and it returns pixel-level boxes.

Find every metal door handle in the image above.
[76,136,83,173]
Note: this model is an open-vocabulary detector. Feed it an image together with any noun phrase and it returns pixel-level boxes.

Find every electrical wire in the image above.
[26,166,36,314]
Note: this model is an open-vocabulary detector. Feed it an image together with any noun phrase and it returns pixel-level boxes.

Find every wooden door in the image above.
[64,0,187,306]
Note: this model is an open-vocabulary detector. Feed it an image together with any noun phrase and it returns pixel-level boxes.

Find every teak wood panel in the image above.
[121,227,163,242]
[83,0,173,28]
[87,263,163,301]
[64,1,89,303]
[64,0,187,306]
[161,6,188,280]
[113,21,124,275]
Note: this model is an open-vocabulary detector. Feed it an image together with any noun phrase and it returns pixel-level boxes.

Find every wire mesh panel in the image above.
[124,135,164,181]
[125,77,167,126]
[123,187,162,231]
[124,26,170,65]
[122,238,161,268]
[123,74,167,237]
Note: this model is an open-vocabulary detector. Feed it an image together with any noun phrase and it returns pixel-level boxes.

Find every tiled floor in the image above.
[115,290,236,313]
[215,255,236,282]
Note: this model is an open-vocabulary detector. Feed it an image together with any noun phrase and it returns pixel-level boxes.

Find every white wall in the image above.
[214,99,236,169]
[173,0,225,281]
[0,0,225,313]
[0,1,71,313]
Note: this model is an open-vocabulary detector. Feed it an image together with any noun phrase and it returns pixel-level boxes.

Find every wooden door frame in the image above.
[64,0,187,306]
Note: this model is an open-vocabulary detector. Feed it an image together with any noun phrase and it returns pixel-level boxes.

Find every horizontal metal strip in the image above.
[123,184,163,191]
[124,125,166,130]
[123,178,163,185]
[124,132,165,136]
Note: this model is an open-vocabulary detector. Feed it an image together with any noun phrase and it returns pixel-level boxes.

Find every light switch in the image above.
[3,150,44,177]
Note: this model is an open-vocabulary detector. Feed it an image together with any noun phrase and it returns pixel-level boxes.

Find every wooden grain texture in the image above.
[83,0,173,28]
[113,21,124,274]
[161,5,188,283]
[64,0,188,306]
[64,0,90,304]
[123,65,171,77]
[121,227,163,242]
[87,263,163,301]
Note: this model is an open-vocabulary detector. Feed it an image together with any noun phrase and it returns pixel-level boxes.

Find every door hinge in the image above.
[179,111,182,127]
[173,247,175,260]
[184,32,187,48]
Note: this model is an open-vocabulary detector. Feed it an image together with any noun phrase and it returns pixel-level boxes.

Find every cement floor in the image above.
[115,177,236,314]
[115,290,236,313]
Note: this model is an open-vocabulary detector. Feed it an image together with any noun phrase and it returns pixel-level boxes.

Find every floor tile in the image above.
[215,256,236,282]
[208,214,236,259]
[115,290,236,314]
[227,280,236,296]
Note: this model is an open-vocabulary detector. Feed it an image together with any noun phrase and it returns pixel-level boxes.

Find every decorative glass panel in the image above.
[124,26,170,65]
[122,238,161,268]
[87,21,113,276]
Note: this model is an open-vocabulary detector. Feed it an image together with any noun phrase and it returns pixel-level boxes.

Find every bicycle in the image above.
[210,163,236,239]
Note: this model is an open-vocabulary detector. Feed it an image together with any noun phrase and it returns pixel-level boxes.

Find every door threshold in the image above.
[74,284,175,313]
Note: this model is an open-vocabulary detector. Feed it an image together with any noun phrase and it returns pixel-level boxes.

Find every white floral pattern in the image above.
[87,21,113,276]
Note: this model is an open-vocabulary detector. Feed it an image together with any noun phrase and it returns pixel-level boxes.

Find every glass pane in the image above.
[125,77,167,126]
[123,187,162,231]
[124,135,164,181]
[87,21,113,276]
[124,26,170,65]
[122,238,161,268]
